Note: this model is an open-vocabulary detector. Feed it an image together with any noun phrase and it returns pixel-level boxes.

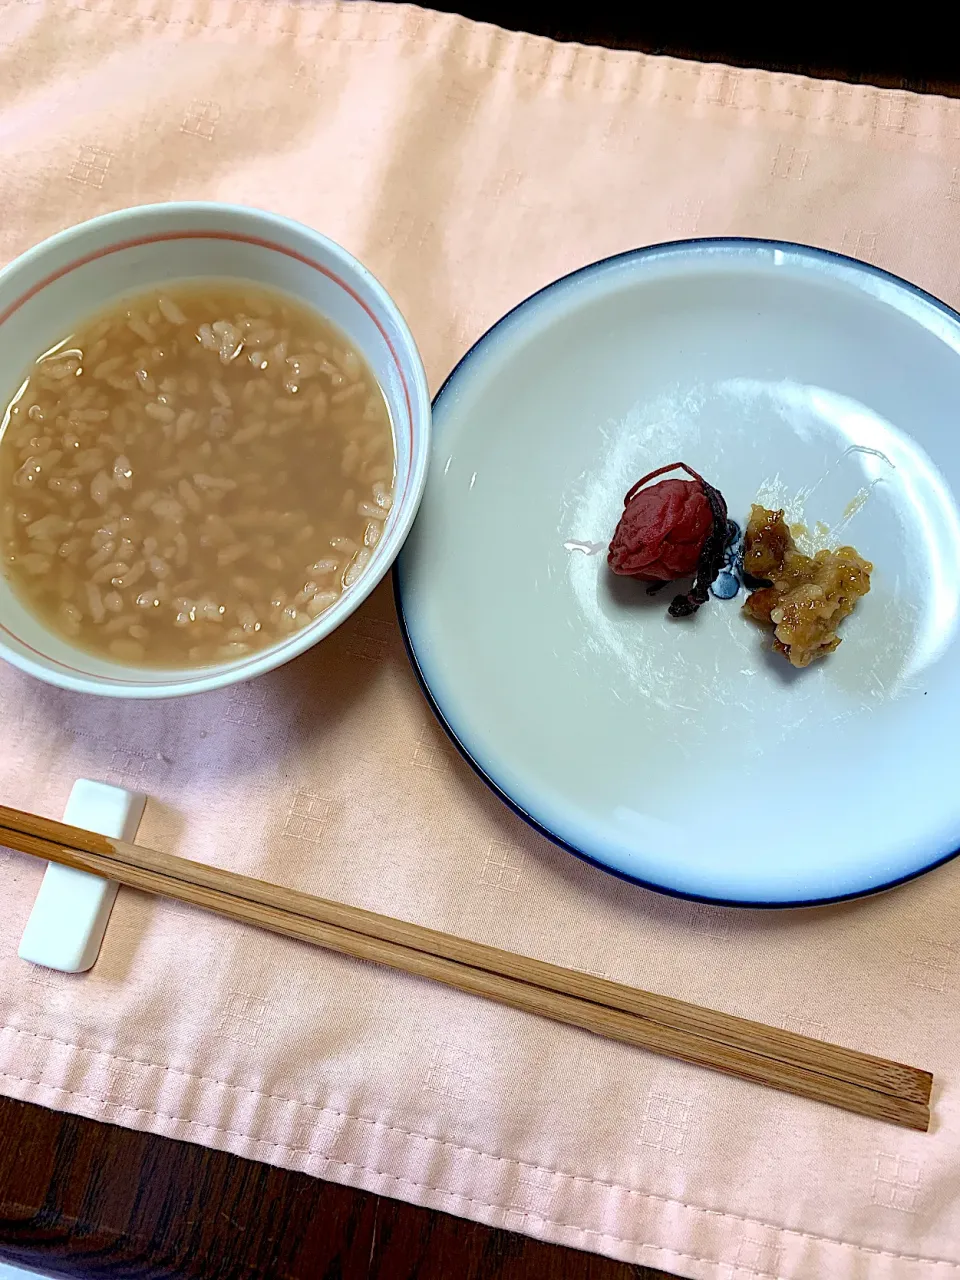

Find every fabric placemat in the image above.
[2,3,960,1276]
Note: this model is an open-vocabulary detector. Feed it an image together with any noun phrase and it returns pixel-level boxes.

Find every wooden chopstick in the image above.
[0,804,927,1104]
[0,803,932,1131]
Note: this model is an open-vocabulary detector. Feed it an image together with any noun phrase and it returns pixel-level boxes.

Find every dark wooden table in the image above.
[2,9,955,1279]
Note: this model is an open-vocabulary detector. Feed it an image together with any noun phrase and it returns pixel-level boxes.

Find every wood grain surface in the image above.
[2,8,956,1278]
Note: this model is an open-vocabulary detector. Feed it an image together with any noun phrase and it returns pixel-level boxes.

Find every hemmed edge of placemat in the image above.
[4,0,960,150]
[0,1024,954,1279]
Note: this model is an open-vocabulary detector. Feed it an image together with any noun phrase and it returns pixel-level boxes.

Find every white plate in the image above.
[396,240,960,905]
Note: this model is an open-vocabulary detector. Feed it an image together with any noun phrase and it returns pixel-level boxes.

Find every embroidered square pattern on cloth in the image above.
[1,4,960,1277]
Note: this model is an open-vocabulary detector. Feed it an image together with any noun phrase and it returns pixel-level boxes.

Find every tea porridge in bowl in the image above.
[0,282,395,668]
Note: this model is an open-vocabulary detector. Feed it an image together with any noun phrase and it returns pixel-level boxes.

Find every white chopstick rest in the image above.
[17,780,146,973]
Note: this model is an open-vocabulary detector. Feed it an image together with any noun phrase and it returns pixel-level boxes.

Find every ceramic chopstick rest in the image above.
[17,779,146,973]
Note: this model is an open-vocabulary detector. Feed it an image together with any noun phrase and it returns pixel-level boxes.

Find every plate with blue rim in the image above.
[395,239,960,906]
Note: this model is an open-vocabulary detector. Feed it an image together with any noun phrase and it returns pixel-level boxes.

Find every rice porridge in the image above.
[0,282,394,667]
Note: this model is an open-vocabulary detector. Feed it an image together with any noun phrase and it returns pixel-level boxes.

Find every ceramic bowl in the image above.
[0,202,431,697]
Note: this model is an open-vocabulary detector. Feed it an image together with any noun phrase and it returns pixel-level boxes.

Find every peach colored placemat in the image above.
[2,3,960,1276]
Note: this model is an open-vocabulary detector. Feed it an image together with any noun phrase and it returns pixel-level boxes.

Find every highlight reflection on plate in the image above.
[396,240,960,905]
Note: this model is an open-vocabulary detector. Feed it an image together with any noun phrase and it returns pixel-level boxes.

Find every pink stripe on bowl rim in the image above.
[0,229,415,683]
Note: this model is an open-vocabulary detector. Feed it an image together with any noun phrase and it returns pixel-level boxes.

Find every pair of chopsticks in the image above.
[0,802,932,1131]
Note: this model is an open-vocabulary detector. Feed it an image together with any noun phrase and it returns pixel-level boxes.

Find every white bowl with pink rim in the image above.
[0,202,431,697]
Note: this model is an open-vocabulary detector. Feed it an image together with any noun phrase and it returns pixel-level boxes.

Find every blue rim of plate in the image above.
[393,236,960,909]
